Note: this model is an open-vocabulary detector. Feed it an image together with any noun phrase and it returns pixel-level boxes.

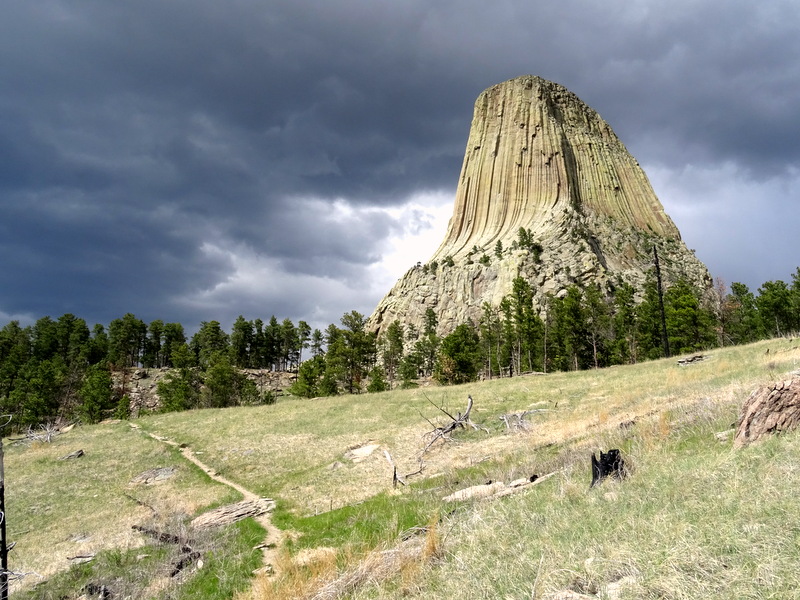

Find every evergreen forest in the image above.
[2,267,799,432]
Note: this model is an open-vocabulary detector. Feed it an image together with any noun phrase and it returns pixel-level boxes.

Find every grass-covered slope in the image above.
[7,338,800,598]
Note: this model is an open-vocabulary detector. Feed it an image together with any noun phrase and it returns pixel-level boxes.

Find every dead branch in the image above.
[499,409,549,431]
[170,550,201,577]
[24,423,61,444]
[123,493,158,515]
[420,395,488,456]
[383,450,425,488]
[131,525,193,547]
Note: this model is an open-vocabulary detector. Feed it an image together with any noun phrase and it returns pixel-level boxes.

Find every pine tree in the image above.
[584,285,611,368]
[78,364,113,424]
[415,309,440,377]
[381,320,405,383]
[161,323,186,368]
[610,282,637,364]
[479,302,502,379]
[367,366,390,393]
[230,316,254,368]
[142,320,164,368]
[190,321,229,368]
[723,282,762,344]
[435,323,481,384]
[757,279,797,337]
[664,279,717,353]
[201,352,258,408]
[12,357,67,428]
[157,343,200,412]
[107,313,147,368]
[636,278,665,360]
[290,355,326,398]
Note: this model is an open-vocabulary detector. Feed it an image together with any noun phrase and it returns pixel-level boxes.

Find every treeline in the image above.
[0,314,312,430]
[293,267,800,393]
[1,268,799,429]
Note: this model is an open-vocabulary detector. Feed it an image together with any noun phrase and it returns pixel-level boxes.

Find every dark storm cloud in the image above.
[1,0,798,330]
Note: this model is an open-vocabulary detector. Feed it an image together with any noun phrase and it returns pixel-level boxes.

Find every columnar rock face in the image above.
[369,76,713,335]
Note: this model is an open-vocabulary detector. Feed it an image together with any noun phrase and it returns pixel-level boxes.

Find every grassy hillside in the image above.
[7,337,800,599]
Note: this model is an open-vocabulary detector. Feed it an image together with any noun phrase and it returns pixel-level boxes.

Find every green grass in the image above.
[15,519,264,600]
[5,420,240,594]
[351,388,800,599]
[274,491,439,555]
[176,519,265,600]
[7,337,800,598]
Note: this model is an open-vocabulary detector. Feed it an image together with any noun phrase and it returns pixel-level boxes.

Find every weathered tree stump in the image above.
[734,377,800,448]
[590,449,625,487]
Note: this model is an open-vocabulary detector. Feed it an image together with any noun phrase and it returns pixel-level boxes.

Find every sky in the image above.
[1,0,799,334]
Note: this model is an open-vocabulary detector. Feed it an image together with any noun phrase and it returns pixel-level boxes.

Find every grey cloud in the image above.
[1,0,799,330]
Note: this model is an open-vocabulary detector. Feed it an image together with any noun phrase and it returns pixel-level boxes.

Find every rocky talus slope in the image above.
[369,75,713,335]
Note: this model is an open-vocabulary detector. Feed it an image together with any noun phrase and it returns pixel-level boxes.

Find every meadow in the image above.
[7,337,800,599]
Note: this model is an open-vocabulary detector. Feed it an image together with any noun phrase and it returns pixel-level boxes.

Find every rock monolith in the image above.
[369,75,712,335]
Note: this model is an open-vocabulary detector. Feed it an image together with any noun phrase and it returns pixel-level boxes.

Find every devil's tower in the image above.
[369,75,712,335]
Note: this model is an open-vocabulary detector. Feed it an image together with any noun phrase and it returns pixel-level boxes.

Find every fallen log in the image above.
[677,354,708,366]
[190,498,276,528]
[131,525,193,547]
[443,471,559,502]
[170,550,201,577]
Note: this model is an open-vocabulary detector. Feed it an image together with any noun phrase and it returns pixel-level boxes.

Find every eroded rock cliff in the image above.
[369,75,712,335]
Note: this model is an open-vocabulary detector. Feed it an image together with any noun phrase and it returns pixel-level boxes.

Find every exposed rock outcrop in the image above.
[734,377,800,447]
[369,75,713,336]
[113,368,294,414]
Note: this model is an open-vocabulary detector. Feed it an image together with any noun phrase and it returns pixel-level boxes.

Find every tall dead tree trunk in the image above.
[654,245,671,358]
[1,435,8,600]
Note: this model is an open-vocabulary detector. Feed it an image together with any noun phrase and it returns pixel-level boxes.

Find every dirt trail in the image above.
[130,424,284,577]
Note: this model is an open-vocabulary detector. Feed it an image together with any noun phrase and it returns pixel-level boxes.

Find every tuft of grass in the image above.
[273,491,438,555]
[177,519,265,600]
[15,518,264,600]
[6,421,240,592]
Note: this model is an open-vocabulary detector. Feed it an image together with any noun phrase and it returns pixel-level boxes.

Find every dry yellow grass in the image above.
[124,339,800,520]
[6,421,240,593]
[8,337,800,598]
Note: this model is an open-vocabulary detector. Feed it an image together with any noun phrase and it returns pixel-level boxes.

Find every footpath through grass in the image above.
[7,338,800,598]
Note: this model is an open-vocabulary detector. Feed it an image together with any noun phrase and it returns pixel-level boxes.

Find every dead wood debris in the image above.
[190,498,276,528]
[443,471,559,502]
[420,395,488,455]
[129,466,178,485]
[131,525,194,547]
[499,409,549,431]
[131,525,199,578]
[57,449,84,460]
[677,354,708,366]
[13,422,65,445]
[590,449,626,488]
[383,450,424,488]
[83,582,113,599]
[309,537,427,600]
